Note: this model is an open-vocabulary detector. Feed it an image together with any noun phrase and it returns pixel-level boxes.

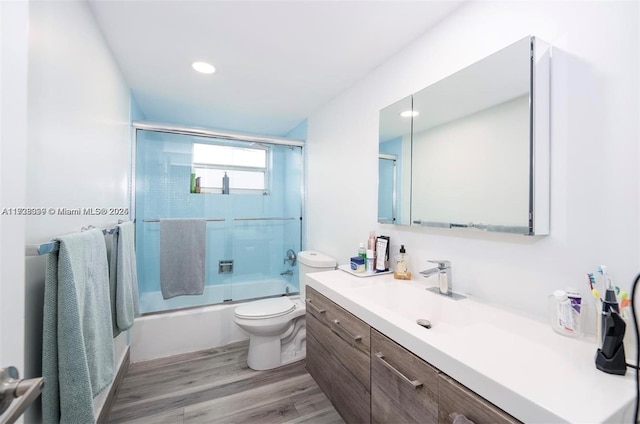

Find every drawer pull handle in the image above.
[331,319,362,346]
[305,299,326,316]
[375,352,423,389]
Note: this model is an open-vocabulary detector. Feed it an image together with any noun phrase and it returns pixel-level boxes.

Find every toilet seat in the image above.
[234,297,296,320]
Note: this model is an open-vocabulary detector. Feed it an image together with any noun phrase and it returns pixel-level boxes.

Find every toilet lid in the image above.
[235,297,296,319]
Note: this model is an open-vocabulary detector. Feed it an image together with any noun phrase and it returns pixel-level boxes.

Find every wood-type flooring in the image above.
[105,340,344,424]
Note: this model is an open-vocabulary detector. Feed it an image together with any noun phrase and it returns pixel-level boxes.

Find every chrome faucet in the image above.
[420,260,451,295]
[280,269,293,276]
[420,260,466,300]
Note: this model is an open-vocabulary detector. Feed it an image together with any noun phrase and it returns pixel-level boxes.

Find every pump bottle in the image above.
[393,245,411,280]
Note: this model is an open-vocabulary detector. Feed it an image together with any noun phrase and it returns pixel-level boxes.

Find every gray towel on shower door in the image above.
[160,219,206,299]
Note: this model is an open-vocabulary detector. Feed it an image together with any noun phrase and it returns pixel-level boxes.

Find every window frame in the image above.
[192,141,270,195]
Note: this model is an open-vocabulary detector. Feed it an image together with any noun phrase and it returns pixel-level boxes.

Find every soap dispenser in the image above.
[393,245,411,280]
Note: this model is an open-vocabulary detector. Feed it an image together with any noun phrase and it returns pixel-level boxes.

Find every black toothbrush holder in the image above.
[595,308,627,375]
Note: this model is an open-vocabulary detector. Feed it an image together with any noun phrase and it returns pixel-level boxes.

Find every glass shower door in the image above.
[135,128,303,314]
[228,143,303,302]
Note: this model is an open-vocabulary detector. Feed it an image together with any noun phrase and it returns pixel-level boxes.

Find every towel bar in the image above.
[25,223,123,256]
[0,366,44,424]
[233,217,298,221]
[143,218,225,222]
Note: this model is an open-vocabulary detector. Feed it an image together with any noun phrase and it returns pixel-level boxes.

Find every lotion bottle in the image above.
[367,231,377,268]
[367,231,376,252]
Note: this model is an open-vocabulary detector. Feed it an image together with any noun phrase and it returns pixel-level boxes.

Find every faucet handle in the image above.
[427,260,450,269]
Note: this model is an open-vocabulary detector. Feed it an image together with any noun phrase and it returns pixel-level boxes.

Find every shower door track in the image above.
[132,121,305,147]
[142,217,299,222]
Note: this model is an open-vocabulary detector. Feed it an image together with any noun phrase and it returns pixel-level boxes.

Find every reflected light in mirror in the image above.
[400,110,419,118]
[192,61,216,74]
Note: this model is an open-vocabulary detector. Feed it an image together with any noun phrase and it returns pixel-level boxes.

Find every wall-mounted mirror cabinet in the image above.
[378,35,550,235]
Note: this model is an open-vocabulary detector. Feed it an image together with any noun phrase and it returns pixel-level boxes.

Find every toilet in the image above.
[233,250,336,370]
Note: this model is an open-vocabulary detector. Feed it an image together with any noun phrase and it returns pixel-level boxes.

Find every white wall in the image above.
[307,1,639,328]
[23,1,131,420]
[0,0,29,384]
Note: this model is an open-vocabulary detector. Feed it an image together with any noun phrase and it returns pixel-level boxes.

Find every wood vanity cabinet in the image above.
[438,374,521,424]
[371,329,439,424]
[305,287,520,424]
[305,286,371,423]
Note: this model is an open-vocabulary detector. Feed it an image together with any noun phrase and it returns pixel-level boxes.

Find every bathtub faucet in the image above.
[280,270,293,276]
[284,249,297,266]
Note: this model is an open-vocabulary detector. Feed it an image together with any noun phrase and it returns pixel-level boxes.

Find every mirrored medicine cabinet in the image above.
[378,35,550,235]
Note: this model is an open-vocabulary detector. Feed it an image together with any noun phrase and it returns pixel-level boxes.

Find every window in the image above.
[192,142,268,194]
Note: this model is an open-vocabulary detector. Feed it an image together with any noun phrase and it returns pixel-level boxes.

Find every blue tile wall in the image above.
[135,130,302,307]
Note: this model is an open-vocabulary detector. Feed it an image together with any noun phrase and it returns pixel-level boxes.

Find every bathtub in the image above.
[138,277,297,313]
[131,278,298,363]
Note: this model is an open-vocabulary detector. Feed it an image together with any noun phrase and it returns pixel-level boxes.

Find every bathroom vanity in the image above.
[305,270,635,423]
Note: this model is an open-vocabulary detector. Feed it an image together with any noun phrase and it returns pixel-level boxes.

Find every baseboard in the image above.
[97,346,130,423]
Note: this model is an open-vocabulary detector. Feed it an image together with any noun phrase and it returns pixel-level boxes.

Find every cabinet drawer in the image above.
[306,318,334,399]
[306,303,371,423]
[438,374,521,424]
[307,329,370,424]
[306,286,371,387]
[305,286,334,324]
[371,329,439,424]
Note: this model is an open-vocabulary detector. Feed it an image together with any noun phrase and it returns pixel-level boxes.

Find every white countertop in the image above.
[307,269,635,423]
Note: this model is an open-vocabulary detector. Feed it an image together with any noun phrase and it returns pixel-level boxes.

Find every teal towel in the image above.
[42,229,115,423]
[109,221,138,336]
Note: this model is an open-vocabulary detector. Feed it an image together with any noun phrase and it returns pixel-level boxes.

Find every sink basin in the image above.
[352,281,477,329]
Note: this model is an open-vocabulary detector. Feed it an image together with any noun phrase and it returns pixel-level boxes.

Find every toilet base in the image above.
[246,335,307,370]
[246,319,307,371]
[247,335,281,370]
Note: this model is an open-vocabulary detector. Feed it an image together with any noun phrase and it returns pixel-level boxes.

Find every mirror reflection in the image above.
[378,36,549,234]
[378,96,412,224]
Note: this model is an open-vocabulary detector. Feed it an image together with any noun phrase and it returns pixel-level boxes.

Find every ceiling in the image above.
[89,0,464,138]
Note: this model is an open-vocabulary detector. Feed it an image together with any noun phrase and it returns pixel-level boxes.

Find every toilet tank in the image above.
[297,251,336,299]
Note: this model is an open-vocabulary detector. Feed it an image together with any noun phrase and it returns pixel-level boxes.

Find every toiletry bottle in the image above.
[375,236,390,272]
[367,231,376,254]
[394,245,411,280]
[358,243,366,260]
[367,231,377,269]
[222,172,230,194]
[366,249,375,273]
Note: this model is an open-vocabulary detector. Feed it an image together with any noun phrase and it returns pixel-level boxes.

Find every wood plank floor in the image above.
[104,340,344,424]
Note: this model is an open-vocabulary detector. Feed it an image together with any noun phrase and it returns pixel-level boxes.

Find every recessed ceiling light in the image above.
[192,62,216,74]
[400,110,419,118]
